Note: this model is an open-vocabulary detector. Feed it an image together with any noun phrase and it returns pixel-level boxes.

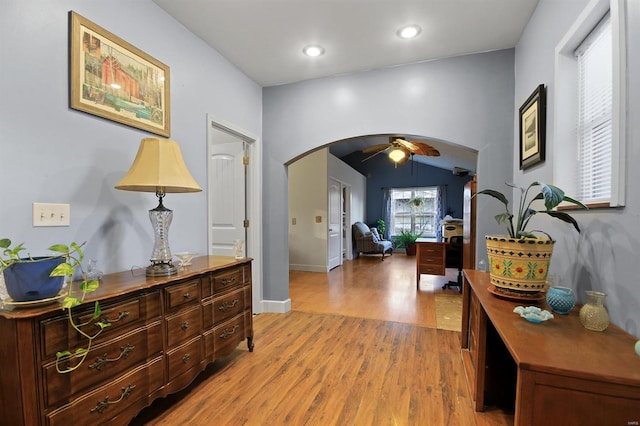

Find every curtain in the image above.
[381,188,391,240]
[435,185,446,241]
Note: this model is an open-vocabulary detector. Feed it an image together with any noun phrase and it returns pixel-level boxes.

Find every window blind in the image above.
[575,13,612,203]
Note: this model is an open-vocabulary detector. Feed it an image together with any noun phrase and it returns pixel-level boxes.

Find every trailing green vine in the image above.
[48,242,111,373]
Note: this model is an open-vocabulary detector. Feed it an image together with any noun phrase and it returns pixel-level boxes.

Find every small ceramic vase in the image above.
[546,286,575,315]
[579,291,610,331]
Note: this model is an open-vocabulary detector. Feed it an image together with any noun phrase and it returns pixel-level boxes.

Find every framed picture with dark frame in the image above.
[519,84,546,170]
[69,11,170,137]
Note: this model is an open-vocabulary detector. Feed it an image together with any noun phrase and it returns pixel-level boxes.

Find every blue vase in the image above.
[546,286,575,315]
[3,257,64,302]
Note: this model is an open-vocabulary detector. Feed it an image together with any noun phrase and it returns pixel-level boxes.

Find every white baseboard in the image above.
[261,298,292,313]
[289,264,327,272]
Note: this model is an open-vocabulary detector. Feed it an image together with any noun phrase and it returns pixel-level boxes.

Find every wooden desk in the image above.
[461,269,640,425]
[415,239,446,288]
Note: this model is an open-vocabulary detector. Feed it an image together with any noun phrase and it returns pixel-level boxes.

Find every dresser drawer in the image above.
[46,356,164,426]
[165,305,202,348]
[213,314,246,358]
[164,278,201,311]
[211,267,243,294]
[419,265,446,275]
[41,291,161,359]
[43,321,163,408]
[203,288,245,328]
[166,336,203,382]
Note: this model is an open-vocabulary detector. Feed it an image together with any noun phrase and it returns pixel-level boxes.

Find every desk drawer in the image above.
[165,279,201,311]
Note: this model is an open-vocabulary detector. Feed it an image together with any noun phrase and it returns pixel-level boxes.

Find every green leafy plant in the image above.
[392,229,422,248]
[375,219,386,237]
[1,239,109,373]
[475,181,588,239]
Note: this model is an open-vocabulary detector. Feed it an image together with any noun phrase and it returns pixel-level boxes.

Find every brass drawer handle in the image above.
[182,353,191,363]
[181,321,189,331]
[183,293,191,299]
[90,384,136,414]
[89,344,135,371]
[96,311,130,328]
[218,299,239,312]
[220,277,237,286]
[220,324,240,339]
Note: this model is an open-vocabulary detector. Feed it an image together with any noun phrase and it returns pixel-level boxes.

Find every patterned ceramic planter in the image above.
[485,235,554,293]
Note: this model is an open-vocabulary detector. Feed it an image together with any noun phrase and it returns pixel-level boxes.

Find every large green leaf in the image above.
[476,189,509,209]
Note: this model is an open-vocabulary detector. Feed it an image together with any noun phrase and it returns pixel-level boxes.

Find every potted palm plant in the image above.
[393,229,422,256]
[475,181,587,294]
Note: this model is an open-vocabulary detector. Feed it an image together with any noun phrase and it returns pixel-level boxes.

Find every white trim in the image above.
[262,298,292,313]
[206,114,264,313]
[554,0,626,206]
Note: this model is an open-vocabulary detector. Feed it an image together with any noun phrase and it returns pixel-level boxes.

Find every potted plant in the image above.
[393,229,422,256]
[1,239,109,373]
[475,181,587,294]
[375,219,386,239]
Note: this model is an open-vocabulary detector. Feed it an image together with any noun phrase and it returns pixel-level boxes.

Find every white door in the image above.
[328,179,342,270]
[208,126,246,256]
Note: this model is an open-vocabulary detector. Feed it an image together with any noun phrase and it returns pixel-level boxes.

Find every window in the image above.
[576,13,612,203]
[554,0,626,207]
[389,187,438,237]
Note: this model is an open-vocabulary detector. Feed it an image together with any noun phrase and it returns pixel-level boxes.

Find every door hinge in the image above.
[243,219,249,228]
[243,155,249,166]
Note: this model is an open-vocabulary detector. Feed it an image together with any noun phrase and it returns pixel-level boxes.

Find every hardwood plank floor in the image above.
[131,254,514,425]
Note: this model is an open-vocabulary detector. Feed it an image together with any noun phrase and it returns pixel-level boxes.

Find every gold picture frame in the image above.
[519,84,546,170]
[69,11,170,137]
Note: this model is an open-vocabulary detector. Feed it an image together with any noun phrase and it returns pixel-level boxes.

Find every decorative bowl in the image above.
[546,286,575,314]
[174,252,197,266]
[513,306,554,323]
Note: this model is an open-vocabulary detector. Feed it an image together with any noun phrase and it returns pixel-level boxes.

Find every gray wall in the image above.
[264,49,516,301]
[513,0,640,334]
[1,1,261,274]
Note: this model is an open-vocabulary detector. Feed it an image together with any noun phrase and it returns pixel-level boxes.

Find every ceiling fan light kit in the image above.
[361,136,440,165]
[389,148,406,162]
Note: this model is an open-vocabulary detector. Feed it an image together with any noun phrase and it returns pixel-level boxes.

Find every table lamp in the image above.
[115,138,202,277]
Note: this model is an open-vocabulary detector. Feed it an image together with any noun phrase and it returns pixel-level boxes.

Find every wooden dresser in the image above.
[461,269,640,425]
[0,256,253,425]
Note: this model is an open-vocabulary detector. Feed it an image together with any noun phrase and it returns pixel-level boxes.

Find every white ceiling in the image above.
[153,0,539,171]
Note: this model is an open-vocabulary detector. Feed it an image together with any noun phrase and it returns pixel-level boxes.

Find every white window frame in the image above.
[389,187,438,238]
[554,0,626,207]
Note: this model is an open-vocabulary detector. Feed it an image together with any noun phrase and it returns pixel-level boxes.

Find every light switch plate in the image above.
[33,203,70,227]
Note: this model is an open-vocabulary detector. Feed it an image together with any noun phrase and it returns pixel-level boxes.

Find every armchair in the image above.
[352,222,393,260]
[442,235,463,292]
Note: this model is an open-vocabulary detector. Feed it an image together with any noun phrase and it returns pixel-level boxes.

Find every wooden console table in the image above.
[460,269,640,425]
[0,256,253,425]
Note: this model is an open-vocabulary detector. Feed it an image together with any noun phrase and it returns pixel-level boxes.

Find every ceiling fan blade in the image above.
[362,143,392,154]
[407,141,441,157]
[394,138,419,151]
[361,149,387,162]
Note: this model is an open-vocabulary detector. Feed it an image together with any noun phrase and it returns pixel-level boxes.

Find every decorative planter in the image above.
[405,243,417,256]
[3,257,64,301]
[485,235,554,293]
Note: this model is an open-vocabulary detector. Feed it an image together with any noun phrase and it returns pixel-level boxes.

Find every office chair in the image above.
[442,235,463,293]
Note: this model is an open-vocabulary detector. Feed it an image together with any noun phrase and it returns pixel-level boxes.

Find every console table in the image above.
[0,256,253,425]
[461,269,640,425]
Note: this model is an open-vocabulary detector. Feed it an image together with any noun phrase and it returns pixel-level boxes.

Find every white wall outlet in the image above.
[32,203,70,227]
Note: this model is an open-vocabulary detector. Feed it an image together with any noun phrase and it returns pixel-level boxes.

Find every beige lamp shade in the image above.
[115,138,202,193]
[388,148,407,163]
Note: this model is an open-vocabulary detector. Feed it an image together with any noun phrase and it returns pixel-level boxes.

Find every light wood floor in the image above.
[131,254,513,425]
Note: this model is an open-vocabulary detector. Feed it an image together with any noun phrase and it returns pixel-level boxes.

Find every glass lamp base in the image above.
[146,261,178,277]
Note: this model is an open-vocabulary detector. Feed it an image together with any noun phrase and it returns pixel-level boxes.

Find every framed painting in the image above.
[519,84,546,170]
[69,11,170,137]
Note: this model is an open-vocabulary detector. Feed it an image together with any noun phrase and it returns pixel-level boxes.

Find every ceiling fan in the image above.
[361,137,440,165]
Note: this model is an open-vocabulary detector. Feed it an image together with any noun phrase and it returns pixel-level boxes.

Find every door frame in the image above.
[207,114,263,313]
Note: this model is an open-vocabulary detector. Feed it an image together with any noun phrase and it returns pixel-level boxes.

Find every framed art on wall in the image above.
[519,84,546,170]
[69,11,170,137]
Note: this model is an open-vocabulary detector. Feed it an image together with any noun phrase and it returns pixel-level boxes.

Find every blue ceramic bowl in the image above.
[546,286,575,315]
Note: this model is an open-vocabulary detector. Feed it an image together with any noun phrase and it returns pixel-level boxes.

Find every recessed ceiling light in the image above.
[397,25,422,39]
[303,45,325,57]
